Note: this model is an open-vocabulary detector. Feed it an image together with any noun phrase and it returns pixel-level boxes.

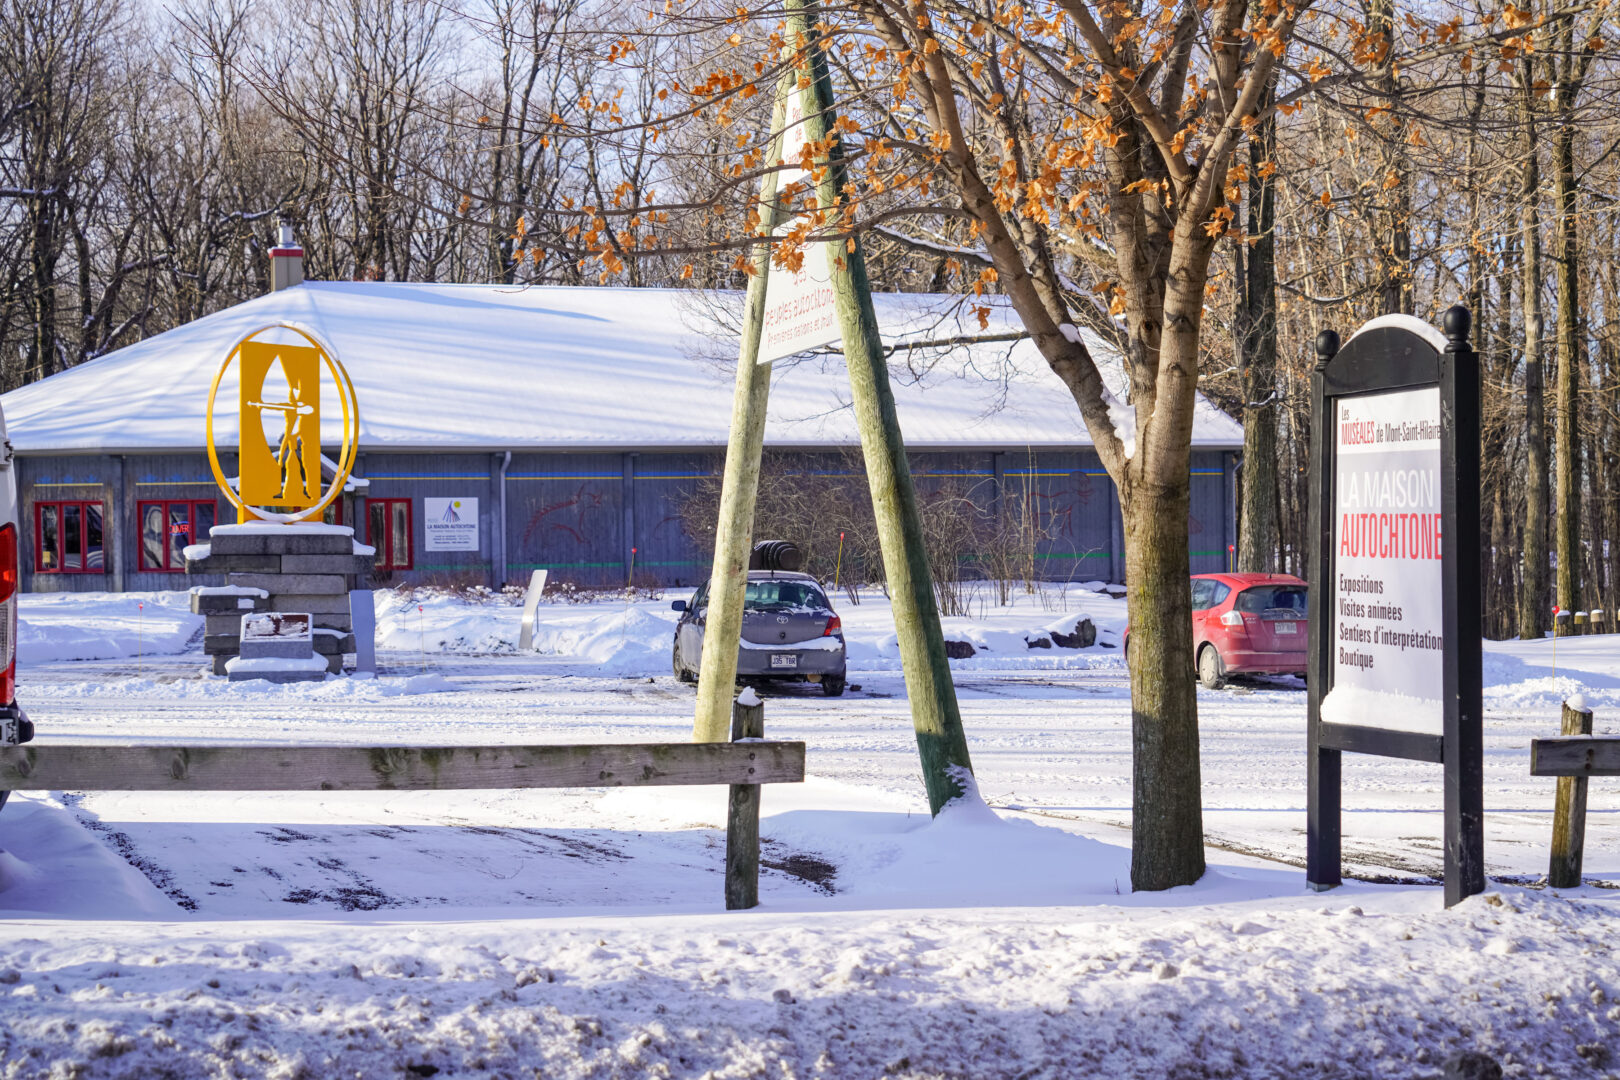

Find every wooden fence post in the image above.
[725,693,766,910]
[786,0,976,816]
[1549,697,1594,888]
[691,74,795,745]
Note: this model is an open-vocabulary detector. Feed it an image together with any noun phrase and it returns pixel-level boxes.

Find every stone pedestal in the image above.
[227,612,328,683]
[188,524,374,676]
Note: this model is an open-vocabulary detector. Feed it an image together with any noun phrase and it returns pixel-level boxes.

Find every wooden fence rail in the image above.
[1530,735,1620,779]
[0,732,805,910]
[1530,700,1619,890]
[0,742,803,792]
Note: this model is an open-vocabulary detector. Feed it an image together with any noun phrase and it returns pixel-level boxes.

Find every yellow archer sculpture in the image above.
[205,323,359,524]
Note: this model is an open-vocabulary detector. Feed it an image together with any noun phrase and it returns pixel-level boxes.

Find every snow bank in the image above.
[0,799,177,917]
[0,884,1612,1078]
[531,605,680,675]
[372,590,681,673]
[1479,640,1620,716]
[25,671,457,701]
[374,590,526,654]
[17,591,202,664]
[762,802,1131,905]
[842,587,1126,673]
[832,770,1135,903]
[15,583,1128,680]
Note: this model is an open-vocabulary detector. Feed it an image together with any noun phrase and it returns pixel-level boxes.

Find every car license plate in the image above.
[770,654,798,669]
[1275,622,1297,635]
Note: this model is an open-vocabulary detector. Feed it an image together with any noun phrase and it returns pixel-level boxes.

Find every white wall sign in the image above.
[1320,386,1444,735]
[757,87,841,364]
[759,233,839,363]
[423,497,479,551]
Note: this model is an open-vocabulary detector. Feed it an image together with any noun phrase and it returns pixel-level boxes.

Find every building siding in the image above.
[505,451,628,587]
[16,448,1236,592]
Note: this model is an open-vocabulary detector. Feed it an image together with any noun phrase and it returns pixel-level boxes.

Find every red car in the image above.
[1125,572,1309,689]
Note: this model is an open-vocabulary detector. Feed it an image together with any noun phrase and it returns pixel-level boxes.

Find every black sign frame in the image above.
[1306,305,1484,908]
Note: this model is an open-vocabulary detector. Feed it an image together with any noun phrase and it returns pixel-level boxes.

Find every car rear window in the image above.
[1235,585,1307,615]
[744,581,826,611]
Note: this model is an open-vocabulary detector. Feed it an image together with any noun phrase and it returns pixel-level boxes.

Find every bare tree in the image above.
[0,0,125,384]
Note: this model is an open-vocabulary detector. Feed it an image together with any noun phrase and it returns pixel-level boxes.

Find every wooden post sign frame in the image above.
[1306,305,1484,907]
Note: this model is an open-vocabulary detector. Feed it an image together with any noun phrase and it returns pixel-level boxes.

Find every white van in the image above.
[0,401,30,814]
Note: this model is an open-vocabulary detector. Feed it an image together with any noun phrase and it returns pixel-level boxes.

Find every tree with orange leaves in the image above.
[760,0,1312,890]
[597,0,1324,889]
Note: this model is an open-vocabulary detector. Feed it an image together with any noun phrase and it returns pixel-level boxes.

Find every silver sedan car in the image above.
[671,571,847,696]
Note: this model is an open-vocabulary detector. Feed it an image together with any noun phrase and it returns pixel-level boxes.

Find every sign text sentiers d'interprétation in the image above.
[1324,386,1445,735]
[756,89,840,365]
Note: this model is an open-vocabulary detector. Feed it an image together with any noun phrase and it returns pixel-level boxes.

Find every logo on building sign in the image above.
[422,497,478,551]
[205,323,359,523]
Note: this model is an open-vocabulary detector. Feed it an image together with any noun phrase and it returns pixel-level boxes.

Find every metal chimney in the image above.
[270,219,305,292]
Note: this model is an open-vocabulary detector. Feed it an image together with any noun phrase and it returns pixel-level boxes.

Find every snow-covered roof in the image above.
[1,282,1242,454]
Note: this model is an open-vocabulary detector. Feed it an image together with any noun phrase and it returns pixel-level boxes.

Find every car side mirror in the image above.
[671,600,687,612]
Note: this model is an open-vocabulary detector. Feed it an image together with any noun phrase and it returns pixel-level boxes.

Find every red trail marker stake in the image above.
[1552,604,1561,686]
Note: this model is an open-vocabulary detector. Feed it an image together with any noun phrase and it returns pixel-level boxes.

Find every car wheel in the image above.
[822,673,846,697]
[1198,646,1225,690]
[673,642,694,684]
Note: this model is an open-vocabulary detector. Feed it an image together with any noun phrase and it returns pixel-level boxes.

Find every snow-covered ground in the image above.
[2,584,1617,1077]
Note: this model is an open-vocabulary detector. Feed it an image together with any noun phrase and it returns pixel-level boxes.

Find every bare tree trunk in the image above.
[1605,241,1620,617]
[1123,474,1203,890]
[1489,235,1520,637]
[1370,0,1411,316]
[1237,92,1279,573]
[1606,338,1620,617]
[26,200,59,379]
[1122,221,1213,890]
[1552,44,1584,614]
[1517,77,1550,639]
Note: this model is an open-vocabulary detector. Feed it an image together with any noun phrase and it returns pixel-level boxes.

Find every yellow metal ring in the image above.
[206,323,359,524]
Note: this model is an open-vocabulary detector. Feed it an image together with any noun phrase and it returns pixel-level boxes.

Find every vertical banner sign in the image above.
[423,497,479,551]
[1306,308,1484,908]
[1324,386,1444,735]
[757,88,841,363]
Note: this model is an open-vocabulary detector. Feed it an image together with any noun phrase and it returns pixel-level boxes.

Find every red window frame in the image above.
[137,499,218,572]
[365,498,413,570]
[35,500,107,574]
